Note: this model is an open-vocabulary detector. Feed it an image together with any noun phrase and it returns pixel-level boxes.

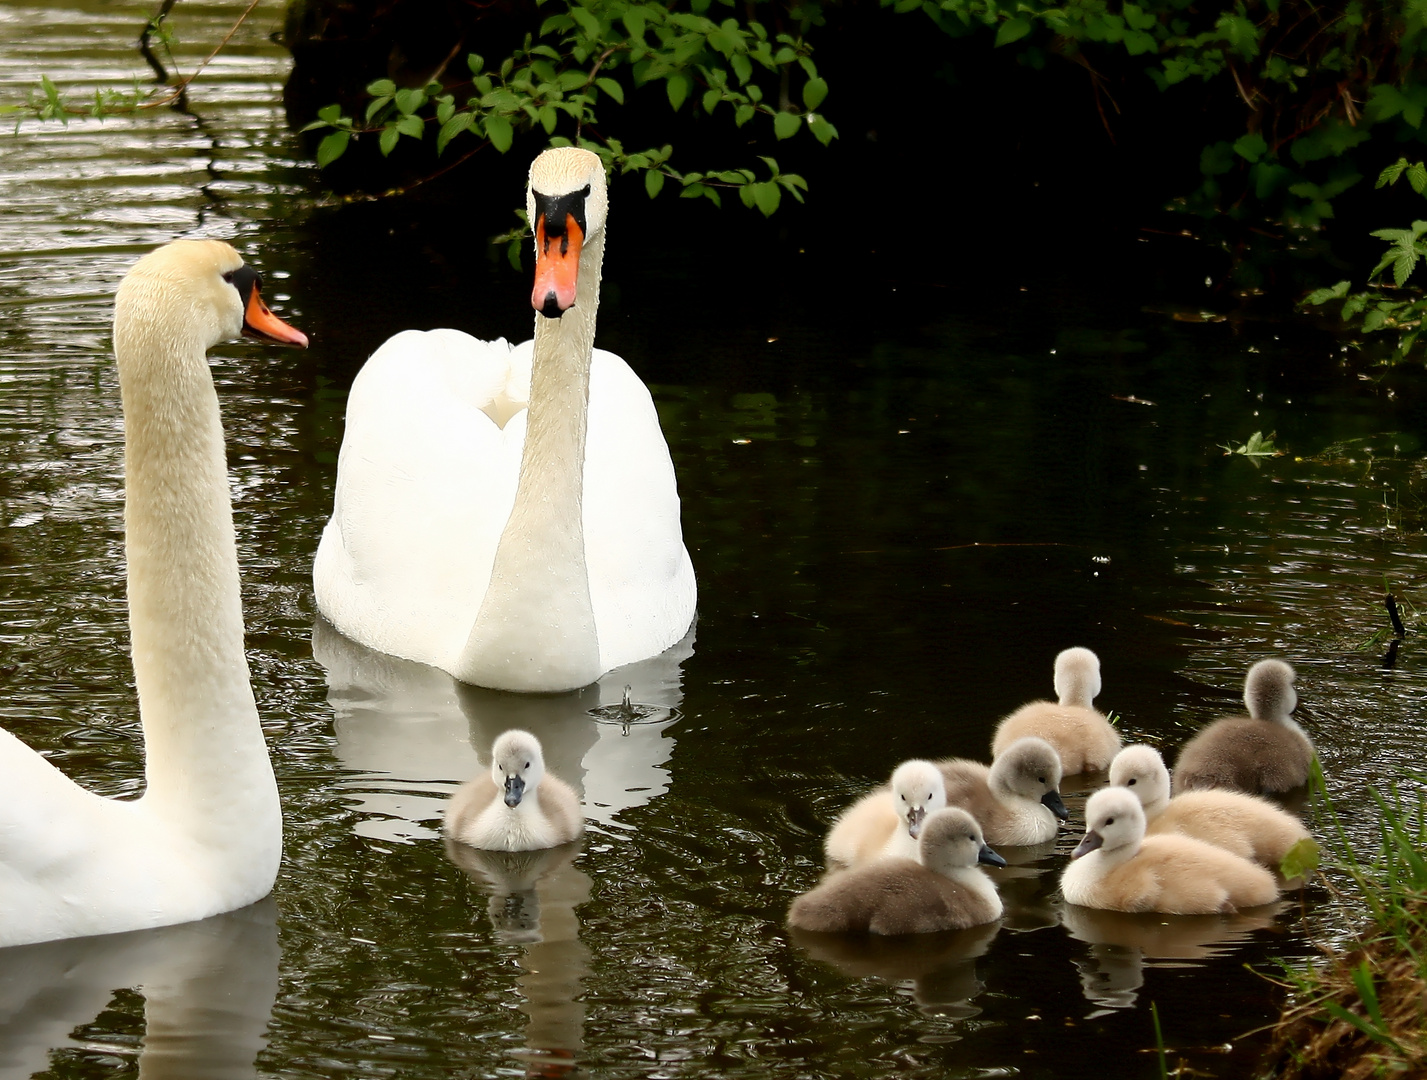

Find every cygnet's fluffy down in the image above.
[1060,788,1279,914]
[991,647,1121,774]
[445,729,582,851]
[824,760,946,869]
[789,808,1007,935]
[1174,660,1314,795]
[937,737,1069,847]
[1109,744,1310,873]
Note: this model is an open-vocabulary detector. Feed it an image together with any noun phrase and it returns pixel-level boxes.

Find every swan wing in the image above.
[583,348,697,671]
[314,329,526,671]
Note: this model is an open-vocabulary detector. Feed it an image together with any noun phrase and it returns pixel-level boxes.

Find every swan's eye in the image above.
[222,270,235,283]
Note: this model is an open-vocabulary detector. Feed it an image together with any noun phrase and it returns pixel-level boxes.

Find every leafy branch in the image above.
[301,0,833,214]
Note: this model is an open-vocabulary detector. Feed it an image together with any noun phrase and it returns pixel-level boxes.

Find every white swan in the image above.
[313,146,696,693]
[0,240,306,947]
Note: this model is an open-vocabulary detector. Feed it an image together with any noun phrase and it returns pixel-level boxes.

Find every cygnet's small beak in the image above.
[1042,790,1070,821]
[906,804,927,839]
[503,773,525,808]
[978,843,1007,868]
[1072,830,1103,859]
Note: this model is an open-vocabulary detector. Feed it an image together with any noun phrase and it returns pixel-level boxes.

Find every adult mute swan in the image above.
[313,147,697,693]
[0,240,306,947]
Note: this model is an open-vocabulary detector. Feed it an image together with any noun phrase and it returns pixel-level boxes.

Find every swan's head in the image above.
[1053,646,1102,708]
[1107,744,1171,817]
[1244,659,1296,722]
[1072,787,1146,859]
[919,808,1006,875]
[116,240,307,350]
[490,729,548,808]
[889,759,946,839]
[990,737,1068,820]
[527,147,609,319]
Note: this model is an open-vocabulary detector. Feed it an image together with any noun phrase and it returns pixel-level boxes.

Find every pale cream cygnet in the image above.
[789,808,1007,935]
[445,729,583,851]
[1109,745,1310,873]
[1174,659,1314,795]
[1060,788,1279,914]
[938,737,1069,846]
[824,759,947,868]
[0,240,306,947]
[991,646,1121,773]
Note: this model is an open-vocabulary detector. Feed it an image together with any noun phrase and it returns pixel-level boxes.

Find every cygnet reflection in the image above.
[788,920,1000,1019]
[313,617,694,842]
[445,839,591,1076]
[1059,901,1286,1014]
[0,899,278,1080]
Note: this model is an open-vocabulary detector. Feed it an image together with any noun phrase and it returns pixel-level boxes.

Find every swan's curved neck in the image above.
[114,304,273,834]
[457,227,607,691]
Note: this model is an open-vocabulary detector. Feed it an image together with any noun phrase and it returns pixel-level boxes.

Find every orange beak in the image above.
[530,213,584,318]
[242,282,308,347]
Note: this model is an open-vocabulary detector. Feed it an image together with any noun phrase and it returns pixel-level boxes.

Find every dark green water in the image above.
[1,3,1425,1078]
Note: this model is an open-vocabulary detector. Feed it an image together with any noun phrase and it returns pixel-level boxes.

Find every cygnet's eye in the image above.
[524,760,531,770]
[901,794,907,801]
[1106,817,1116,825]
[1038,776,1046,785]
[1127,778,1137,786]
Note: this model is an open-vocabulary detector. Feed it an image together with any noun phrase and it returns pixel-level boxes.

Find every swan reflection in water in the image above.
[789,920,1001,1022]
[0,900,278,1080]
[311,617,694,843]
[446,839,591,1077]
[1059,901,1286,1014]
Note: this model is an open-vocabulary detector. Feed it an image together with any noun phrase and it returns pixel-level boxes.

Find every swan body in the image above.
[937,738,1069,846]
[1174,660,1314,795]
[314,148,696,692]
[445,729,583,851]
[1109,744,1310,872]
[0,240,305,947]
[824,760,946,868]
[991,647,1120,774]
[1060,788,1279,914]
[789,809,1006,934]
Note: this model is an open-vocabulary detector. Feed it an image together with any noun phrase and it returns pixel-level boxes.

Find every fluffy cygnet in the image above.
[1174,660,1314,795]
[1060,787,1279,914]
[991,647,1121,774]
[1110,744,1310,872]
[824,760,947,868]
[937,737,1069,846]
[789,808,1007,934]
[445,729,583,851]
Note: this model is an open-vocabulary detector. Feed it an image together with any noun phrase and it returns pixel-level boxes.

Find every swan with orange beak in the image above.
[315,148,696,692]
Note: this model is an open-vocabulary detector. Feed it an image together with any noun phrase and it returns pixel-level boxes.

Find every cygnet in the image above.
[824,760,946,868]
[938,737,1069,846]
[1110,744,1310,873]
[789,808,1007,934]
[445,729,583,851]
[991,647,1121,773]
[1174,660,1314,795]
[1060,787,1279,914]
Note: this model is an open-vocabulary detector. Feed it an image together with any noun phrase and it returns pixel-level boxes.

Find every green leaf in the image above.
[1200,140,1236,176]
[666,73,691,111]
[436,111,475,154]
[396,114,424,138]
[773,110,800,139]
[1233,132,1268,163]
[752,180,780,215]
[731,53,752,85]
[316,130,350,168]
[802,77,828,110]
[1278,837,1320,880]
[623,7,647,38]
[1304,281,1351,305]
[365,96,393,123]
[569,5,601,37]
[485,112,513,152]
[807,114,837,145]
[995,17,1032,46]
[703,89,721,114]
[645,169,665,198]
[394,87,425,115]
[366,78,397,97]
[539,104,558,133]
[467,53,484,76]
[596,77,625,104]
[379,125,400,156]
[735,103,755,127]
[316,104,343,125]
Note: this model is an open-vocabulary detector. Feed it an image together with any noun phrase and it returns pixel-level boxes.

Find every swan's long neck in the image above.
[114,300,276,839]
[457,228,607,692]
